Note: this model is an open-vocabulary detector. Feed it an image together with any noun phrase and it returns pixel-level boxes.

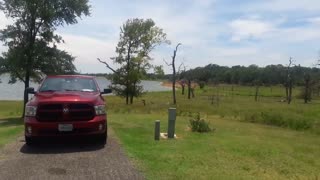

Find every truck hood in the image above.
[29,91,103,105]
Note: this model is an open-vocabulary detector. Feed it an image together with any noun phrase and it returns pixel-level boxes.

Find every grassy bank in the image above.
[0,86,320,179]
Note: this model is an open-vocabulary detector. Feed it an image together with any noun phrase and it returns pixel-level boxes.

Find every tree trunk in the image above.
[191,88,195,98]
[126,93,129,105]
[130,95,133,104]
[231,85,234,99]
[255,86,259,102]
[304,75,311,103]
[22,79,29,118]
[169,43,181,104]
[217,86,220,106]
[22,45,33,117]
[188,80,191,99]
[288,82,292,104]
[304,86,308,103]
[285,85,289,102]
[181,84,185,95]
[172,79,176,104]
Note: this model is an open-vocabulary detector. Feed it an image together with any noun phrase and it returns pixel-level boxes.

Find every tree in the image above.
[302,73,312,103]
[253,79,262,102]
[0,0,90,114]
[153,65,165,79]
[177,63,187,95]
[285,57,294,104]
[98,18,168,104]
[165,43,182,105]
[178,79,187,95]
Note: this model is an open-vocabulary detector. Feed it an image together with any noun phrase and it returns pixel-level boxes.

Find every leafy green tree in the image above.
[98,18,168,104]
[154,65,165,79]
[0,0,90,113]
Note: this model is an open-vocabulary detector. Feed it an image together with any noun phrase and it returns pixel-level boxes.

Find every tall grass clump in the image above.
[189,113,213,133]
[242,111,313,131]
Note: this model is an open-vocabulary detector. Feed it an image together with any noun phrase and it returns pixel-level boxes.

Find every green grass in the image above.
[0,86,320,179]
[107,85,320,134]
[110,114,320,179]
[0,101,24,148]
[105,86,320,179]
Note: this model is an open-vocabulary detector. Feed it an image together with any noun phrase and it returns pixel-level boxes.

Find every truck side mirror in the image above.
[101,89,112,94]
[26,87,35,94]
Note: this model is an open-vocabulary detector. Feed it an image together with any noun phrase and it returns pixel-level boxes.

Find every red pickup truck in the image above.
[24,75,111,145]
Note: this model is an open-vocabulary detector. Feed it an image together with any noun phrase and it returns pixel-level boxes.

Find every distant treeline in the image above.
[82,64,320,86]
[176,64,320,86]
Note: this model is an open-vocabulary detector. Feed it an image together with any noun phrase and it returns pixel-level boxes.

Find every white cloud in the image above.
[229,19,274,42]
[57,33,118,73]
[0,12,12,30]
[277,27,320,42]
[0,12,10,55]
[307,17,320,25]
[1,0,320,73]
[209,47,290,67]
[247,0,320,12]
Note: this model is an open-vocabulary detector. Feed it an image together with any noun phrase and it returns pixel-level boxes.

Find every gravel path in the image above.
[0,135,144,180]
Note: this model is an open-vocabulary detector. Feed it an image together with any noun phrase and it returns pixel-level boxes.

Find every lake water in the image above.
[0,75,170,100]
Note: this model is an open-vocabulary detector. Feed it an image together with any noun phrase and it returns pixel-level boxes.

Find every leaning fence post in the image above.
[167,108,176,139]
[154,120,160,141]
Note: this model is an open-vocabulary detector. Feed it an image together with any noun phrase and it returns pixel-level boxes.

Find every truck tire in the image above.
[97,125,107,145]
[97,133,107,145]
[25,136,34,146]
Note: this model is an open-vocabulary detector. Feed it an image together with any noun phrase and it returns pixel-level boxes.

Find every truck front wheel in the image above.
[96,133,107,145]
[25,136,34,146]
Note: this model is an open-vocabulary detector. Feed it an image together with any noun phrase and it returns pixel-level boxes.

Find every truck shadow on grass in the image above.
[19,137,106,154]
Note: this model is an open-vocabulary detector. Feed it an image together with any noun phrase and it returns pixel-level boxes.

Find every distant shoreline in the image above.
[161,81,198,88]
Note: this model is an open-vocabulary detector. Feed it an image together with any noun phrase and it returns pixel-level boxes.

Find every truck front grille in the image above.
[37,103,95,122]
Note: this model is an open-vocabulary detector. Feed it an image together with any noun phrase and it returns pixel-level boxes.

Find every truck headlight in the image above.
[25,106,37,117]
[94,105,106,115]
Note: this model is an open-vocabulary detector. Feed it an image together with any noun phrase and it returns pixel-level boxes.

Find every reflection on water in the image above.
[0,75,170,100]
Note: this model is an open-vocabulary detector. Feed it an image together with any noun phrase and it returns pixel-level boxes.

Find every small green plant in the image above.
[198,81,206,89]
[189,113,213,133]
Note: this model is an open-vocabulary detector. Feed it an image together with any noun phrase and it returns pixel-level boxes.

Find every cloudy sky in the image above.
[1,0,320,73]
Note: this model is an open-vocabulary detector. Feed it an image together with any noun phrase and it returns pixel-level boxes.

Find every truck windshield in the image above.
[39,77,98,92]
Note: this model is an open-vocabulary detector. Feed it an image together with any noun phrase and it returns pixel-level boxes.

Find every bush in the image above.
[198,81,206,89]
[189,113,213,133]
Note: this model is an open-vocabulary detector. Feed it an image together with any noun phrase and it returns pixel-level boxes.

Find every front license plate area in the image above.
[58,124,73,132]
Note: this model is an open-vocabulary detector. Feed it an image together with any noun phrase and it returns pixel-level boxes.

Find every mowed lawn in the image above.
[107,86,320,179]
[0,85,320,179]
[110,114,320,179]
[0,101,23,147]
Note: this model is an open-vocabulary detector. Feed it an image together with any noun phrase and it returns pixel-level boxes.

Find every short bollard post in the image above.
[167,108,176,139]
[154,120,160,141]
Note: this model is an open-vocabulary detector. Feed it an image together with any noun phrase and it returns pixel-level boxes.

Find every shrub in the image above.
[189,113,213,133]
[198,81,206,89]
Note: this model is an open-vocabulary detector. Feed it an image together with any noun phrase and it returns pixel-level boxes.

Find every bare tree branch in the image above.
[177,62,185,74]
[163,58,172,66]
[167,43,182,104]
[173,43,182,58]
[97,58,117,73]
